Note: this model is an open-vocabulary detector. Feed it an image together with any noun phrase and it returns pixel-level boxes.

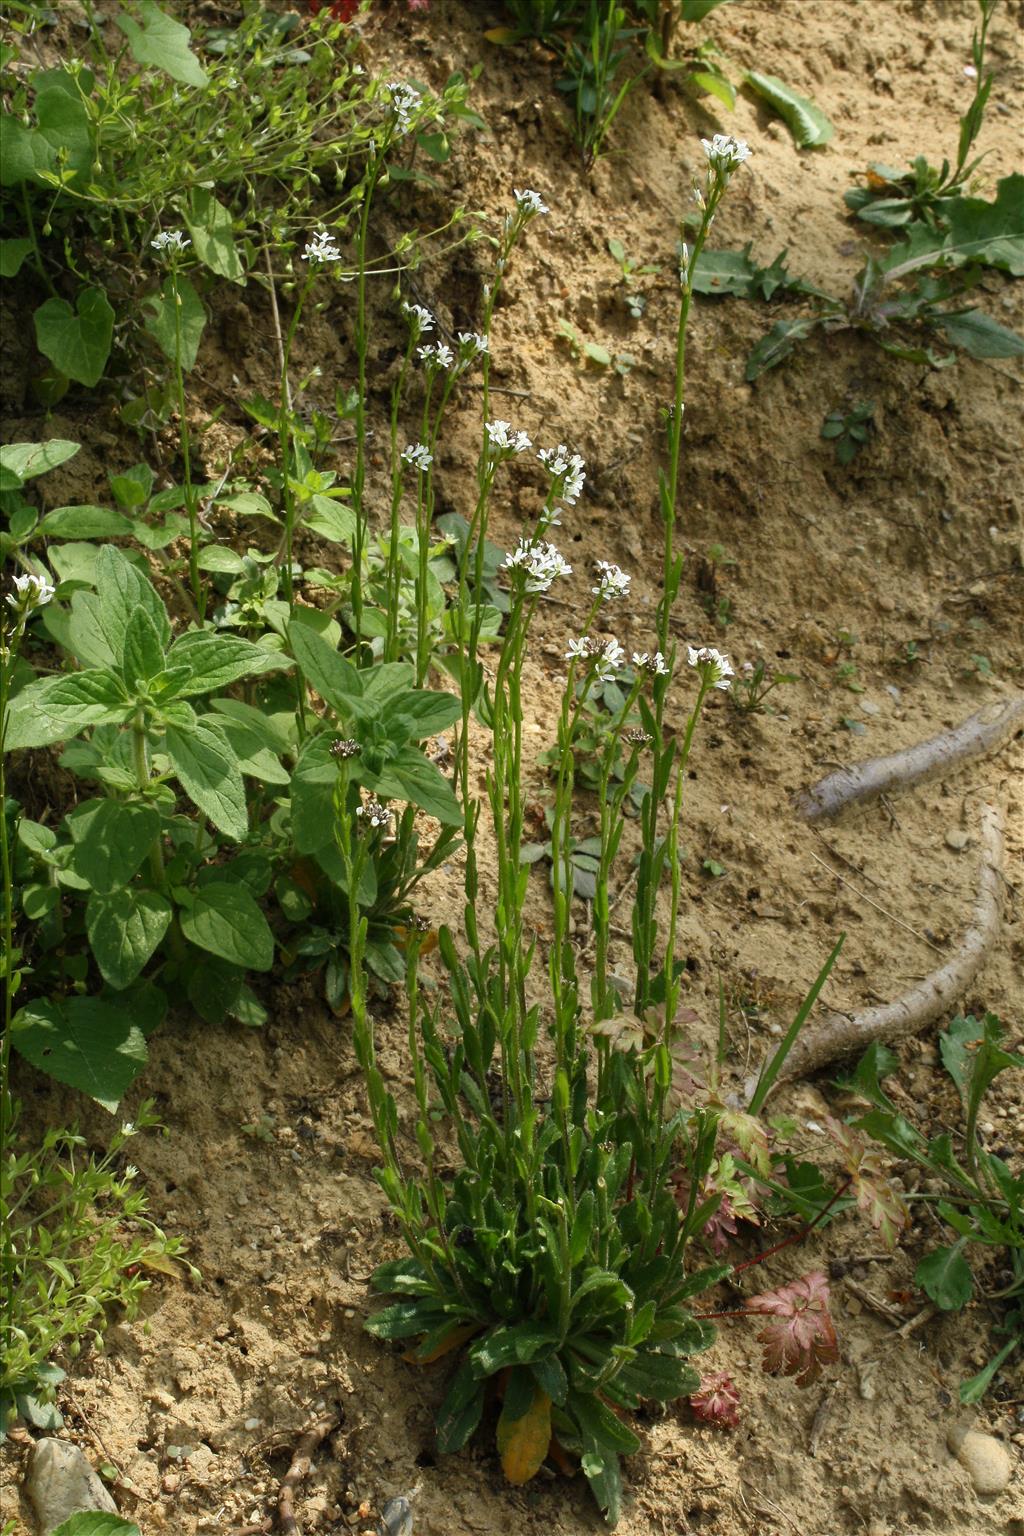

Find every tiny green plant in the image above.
[835,1022,1022,1402]
[607,236,661,318]
[821,401,875,467]
[731,658,797,714]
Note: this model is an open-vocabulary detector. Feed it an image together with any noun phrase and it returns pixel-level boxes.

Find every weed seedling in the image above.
[821,401,875,466]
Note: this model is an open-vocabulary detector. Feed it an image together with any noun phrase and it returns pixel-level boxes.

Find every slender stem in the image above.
[169,265,203,620]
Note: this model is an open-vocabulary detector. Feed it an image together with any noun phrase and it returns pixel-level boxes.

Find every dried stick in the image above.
[779,802,1005,1082]
[793,696,1024,822]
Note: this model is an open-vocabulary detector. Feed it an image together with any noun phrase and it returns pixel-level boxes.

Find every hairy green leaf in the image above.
[67,799,160,892]
[164,717,248,840]
[0,439,79,490]
[915,1243,973,1311]
[4,669,131,750]
[744,70,833,149]
[86,888,172,989]
[11,997,148,1110]
[114,0,208,87]
[167,630,288,696]
[34,289,114,388]
[178,881,274,970]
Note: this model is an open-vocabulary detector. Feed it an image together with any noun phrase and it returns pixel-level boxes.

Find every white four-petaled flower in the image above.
[418,342,454,370]
[632,651,670,676]
[687,644,734,690]
[356,797,393,829]
[700,134,752,175]
[402,301,434,336]
[151,229,191,255]
[486,419,532,456]
[7,571,55,611]
[302,229,341,264]
[513,188,549,216]
[386,81,423,135]
[503,538,571,593]
[538,444,586,506]
[402,442,433,472]
[592,560,630,602]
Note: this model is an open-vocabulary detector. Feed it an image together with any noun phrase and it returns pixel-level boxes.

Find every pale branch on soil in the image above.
[777,801,1005,1083]
[793,696,1024,822]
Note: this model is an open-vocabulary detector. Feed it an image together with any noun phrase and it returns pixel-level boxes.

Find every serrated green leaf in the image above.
[86,887,172,988]
[164,717,248,840]
[289,617,363,713]
[121,605,166,688]
[167,629,288,696]
[745,70,833,149]
[4,669,131,749]
[114,0,208,87]
[289,732,338,854]
[11,997,148,1110]
[67,799,160,892]
[142,274,206,372]
[377,747,462,826]
[93,544,171,657]
[178,881,273,969]
[34,288,114,387]
[745,316,822,379]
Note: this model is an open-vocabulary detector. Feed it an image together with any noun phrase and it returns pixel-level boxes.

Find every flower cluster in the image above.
[329,738,362,760]
[700,134,752,176]
[513,188,549,216]
[302,229,341,264]
[687,645,734,690]
[386,81,422,136]
[456,331,488,364]
[417,341,454,371]
[592,560,630,603]
[631,650,669,676]
[538,444,586,509]
[624,726,653,746]
[151,229,190,255]
[356,797,393,829]
[503,539,572,594]
[486,419,532,458]
[7,571,55,613]
[402,301,434,338]
[566,634,625,683]
[401,442,433,472]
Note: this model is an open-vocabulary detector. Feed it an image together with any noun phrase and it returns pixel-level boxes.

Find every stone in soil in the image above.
[27,1437,119,1534]
[947,1423,1013,1497]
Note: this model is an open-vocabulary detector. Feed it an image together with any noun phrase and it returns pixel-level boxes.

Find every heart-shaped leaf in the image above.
[34,288,114,387]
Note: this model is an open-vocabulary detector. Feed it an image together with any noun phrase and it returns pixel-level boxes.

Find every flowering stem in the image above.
[350,153,385,648]
[170,264,203,621]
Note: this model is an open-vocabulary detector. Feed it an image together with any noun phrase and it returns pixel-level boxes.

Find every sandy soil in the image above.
[2,1,1023,1533]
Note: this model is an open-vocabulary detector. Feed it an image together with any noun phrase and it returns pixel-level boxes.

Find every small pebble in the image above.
[948,1425,1012,1496]
[244,1417,262,1431]
[945,828,970,851]
[378,1495,415,1536]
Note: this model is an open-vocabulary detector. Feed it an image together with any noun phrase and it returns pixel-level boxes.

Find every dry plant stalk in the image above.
[779,802,1005,1080]
[793,695,1024,822]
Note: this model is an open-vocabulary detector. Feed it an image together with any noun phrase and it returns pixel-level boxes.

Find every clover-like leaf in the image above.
[825,1116,910,1251]
[689,1370,741,1428]
[746,1269,838,1387]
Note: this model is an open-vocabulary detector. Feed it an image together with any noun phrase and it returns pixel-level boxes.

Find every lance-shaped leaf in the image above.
[4,669,131,750]
[745,71,834,149]
[165,716,248,840]
[167,629,288,696]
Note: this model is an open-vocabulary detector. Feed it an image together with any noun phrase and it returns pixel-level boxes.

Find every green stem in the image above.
[170,266,203,620]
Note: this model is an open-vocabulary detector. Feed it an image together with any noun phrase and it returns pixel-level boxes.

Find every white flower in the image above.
[565,636,598,661]
[456,331,488,361]
[387,81,423,135]
[123,1164,139,1180]
[486,419,532,457]
[687,644,734,690]
[592,560,630,602]
[700,134,752,175]
[356,797,393,829]
[513,188,549,216]
[121,1121,136,1137]
[402,442,433,472]
[302,229,341,264]
[402,301,434,336]
[632,651,669,676]
[538,444,586,506]
[417,342,454,370]
[594,637,626,682]
[151,229,191,255]
[7,571,56,611]
[503,538,571,594]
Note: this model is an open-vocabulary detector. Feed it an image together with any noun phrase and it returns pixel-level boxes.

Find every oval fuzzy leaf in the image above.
[498,1385,552,1485]
[164,717,248,840]
[37,504,135,539]
[167,630,287,696]
[142,274,206,372]
[86,888,172,989]
[51,1516,143,1536]
[745,71,833,149]
[11,997,147,1110]
[4,669,131,750]
[68,798,160,892]
[0,439,79,489]
[915,1244,973,1311]
[178,881,274,970]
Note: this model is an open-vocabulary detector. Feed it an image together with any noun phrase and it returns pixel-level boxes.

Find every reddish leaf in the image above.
[825,1116,910,1251]
[689,1371,741,1429]
[747,1270,838,1388]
